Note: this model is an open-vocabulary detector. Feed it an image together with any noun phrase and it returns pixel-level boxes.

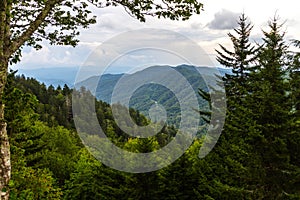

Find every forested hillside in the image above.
[78,65,231,127]
[4,14,300,199]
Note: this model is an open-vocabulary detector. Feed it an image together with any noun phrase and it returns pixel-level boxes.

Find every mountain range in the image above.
[16,67,79,87]
[16,65,231,128]
[76,64,231,127]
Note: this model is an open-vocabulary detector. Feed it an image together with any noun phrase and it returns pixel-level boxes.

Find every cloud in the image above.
[12,42,96,70]
[12,2,300,73]
[207,9,240,30]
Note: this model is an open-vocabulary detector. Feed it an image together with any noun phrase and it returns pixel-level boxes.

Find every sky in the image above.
[11,0,300,72]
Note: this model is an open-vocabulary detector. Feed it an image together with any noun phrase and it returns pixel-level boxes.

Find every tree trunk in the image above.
[0,119,9,200]
[0,58,9,200]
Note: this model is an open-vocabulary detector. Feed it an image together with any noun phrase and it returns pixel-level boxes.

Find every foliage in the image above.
[210,14,300,199]
[2,13,300,200]
[0,0,204,196]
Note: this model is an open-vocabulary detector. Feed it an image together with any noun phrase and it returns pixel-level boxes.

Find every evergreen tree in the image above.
[288,40,300,169]
[284,39,300,197]
[4,73,63,199]
[216,13,259,98]
[247,16,300,198]
[64,149,126,200]
[198,13,263,198]
[159,140,202,200]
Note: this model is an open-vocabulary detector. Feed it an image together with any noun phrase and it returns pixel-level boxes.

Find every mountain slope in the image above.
[77,65,230,127]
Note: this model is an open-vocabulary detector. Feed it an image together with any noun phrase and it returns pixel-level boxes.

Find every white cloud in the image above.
[12,0,300,71]
[207,9,240,30]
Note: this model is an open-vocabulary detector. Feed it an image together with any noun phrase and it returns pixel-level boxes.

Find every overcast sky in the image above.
[12,0,300,71]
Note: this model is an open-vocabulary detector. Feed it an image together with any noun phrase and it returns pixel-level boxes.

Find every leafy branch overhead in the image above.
[2,0,203,64]
[88,0,203,21]
[6,0,97,64]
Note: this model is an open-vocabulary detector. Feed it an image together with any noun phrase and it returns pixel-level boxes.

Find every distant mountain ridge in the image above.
[78,64,231,102]
[16,65,231,128]
[15,65,231,88]
[77,65,231,127]
[16,67,79,87]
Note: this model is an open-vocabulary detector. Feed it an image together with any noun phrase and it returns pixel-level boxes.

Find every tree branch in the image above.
[8,0,61,57]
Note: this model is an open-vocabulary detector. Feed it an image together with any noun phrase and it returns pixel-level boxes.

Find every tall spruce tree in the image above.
[248,17,299,198]
[195,14,261,199]
[284,39,300,197]
[216,13,259,98]
[289,40,300,169]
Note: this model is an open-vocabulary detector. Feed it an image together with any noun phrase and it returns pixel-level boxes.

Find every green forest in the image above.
[2,14,300,199]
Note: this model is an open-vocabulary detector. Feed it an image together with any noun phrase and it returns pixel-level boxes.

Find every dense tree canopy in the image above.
[0,0,204,198]
[4,13,300,198]
[1,2,300,198]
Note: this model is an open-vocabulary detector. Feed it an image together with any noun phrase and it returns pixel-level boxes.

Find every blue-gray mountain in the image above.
[16,67,79,87]
[16,65,230,128]
[77,65,231,128]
